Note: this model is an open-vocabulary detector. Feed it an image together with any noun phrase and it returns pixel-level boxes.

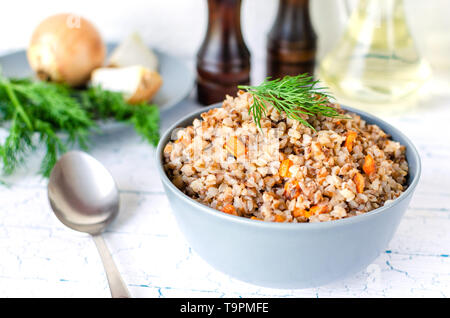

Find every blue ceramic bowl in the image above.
[156,104,421,289]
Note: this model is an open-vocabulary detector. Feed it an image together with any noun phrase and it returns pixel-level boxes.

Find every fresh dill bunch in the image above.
[128,105,160,147]
[0,76,94,177]
[0,75,160,178]
[34,119,70,177]
[0,112,34,175]
[238,74,346,130]
[77,86,160,146]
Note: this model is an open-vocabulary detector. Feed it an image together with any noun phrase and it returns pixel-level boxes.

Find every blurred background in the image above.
[1,0,449,113]
[1,0,448,69]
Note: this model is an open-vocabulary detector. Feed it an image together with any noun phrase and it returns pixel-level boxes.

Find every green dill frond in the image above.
[238,74,346,130]
[0,74,160,178]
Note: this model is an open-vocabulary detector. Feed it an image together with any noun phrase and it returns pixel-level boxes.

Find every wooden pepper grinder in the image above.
[196,0,251,105]
[267,0,317,78]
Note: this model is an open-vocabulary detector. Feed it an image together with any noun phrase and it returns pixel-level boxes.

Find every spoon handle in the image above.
[92,234,131,298]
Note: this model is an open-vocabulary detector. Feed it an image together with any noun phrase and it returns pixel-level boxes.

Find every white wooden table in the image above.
[0,60,449,298]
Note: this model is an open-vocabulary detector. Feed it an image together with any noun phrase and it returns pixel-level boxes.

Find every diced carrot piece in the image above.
[274,214,286,222]
[292,208,308,218]
[279,159,293,178]
[222,204,237,215]
[225,136,246,158]
[353,172,365,193]
[345,130,358,152]
[309,205,320,214]
[293,208,313,218]
[310,205,330,215]
[250,216,262,221]
[284,180,301,199]
[321,206,330,214]
[303,210,313,218]
[363,154,376,175]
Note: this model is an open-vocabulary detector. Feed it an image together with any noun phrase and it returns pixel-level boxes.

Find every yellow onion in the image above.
[27,13,106,87]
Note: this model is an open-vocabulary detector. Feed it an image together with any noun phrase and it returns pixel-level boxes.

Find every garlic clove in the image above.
[91,66,162,104]
[108,33,159,71]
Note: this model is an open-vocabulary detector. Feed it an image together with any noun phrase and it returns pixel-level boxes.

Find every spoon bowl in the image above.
[48,151,130,298]
[48,151,119,234]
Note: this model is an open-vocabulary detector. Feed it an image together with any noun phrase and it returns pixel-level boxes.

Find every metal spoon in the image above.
[47,151,130,298]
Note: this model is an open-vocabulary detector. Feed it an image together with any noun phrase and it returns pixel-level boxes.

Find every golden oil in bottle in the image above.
[318,0,431,106]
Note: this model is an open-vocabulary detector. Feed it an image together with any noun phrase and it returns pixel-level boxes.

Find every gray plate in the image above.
[0,43,194,112]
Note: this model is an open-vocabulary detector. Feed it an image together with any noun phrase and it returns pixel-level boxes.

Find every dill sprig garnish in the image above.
[0,74,159,178]
[238,74,345,130]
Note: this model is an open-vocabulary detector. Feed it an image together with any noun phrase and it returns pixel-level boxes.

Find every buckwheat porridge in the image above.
[163,92,408,223]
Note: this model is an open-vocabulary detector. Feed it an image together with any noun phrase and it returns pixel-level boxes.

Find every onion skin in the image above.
[27,13,106,87]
